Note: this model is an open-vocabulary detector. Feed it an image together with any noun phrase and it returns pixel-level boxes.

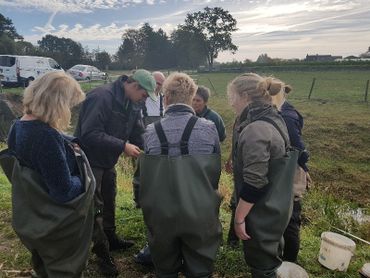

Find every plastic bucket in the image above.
[318,231,356,271]
[277,261,309,278]
[359,263,370,278]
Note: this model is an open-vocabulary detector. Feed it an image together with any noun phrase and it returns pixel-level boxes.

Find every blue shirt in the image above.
[8,120,83,203]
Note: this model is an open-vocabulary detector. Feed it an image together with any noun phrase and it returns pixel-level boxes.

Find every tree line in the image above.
[0,7,237,71]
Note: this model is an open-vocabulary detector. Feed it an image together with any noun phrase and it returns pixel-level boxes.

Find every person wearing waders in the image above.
[134,71,166,266]
[0,72,95,278]
[228,73,298,278]
[224,116,241,248]
[138,72,222,278]
[74,69,156,276]
[270,77,312,263]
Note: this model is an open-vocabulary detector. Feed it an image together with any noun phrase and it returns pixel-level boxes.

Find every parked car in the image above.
[67,65,107,81]
[0,55,63,87]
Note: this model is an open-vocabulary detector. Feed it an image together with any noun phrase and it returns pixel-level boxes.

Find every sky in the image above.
[1,0,370,62]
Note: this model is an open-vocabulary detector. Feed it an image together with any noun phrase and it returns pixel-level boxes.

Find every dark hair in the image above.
[196,86,210,102]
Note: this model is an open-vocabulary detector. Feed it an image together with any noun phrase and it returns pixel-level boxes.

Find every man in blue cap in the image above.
[75,69,156,277]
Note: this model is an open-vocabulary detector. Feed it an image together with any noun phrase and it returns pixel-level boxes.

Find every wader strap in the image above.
[159,94,164,117]
[142,104,148,118]
[154,121,169,155]
[180,116,198,155]
[258,117,289,150]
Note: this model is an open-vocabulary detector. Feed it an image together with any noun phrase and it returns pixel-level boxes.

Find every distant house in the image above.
[305,54,343,62]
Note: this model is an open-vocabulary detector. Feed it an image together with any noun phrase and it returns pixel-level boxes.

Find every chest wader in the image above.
[0,145,95,278]
[139,116,222,278]
[241,118,299,278]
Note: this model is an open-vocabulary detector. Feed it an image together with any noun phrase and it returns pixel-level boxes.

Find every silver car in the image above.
[67,64,106,81]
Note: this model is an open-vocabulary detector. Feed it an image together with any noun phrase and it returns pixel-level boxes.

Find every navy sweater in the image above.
[8,120,83,203]
[281,101,309,171]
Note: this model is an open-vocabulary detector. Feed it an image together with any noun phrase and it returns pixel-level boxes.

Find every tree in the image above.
[0,13,23,54]
[15,41,38,55]
[140,24,174,69]
[171,26,208,69]
[0,34,15,54]
[95,51,111,70]
[360,47,370,58]
[0,13,23,40]
[116,23,174,69]
[38,35,84,68]
[183,6,237,70]
[116,29,146,69]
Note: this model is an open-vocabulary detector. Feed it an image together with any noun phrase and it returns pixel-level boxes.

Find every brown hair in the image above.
[196,86,210,102]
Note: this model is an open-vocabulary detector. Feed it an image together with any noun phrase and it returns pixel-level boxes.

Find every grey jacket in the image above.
[234,103,290,203]
[144,104,220,156]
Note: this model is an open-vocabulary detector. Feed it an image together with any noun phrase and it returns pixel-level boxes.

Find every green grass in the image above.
[1,70,370,277]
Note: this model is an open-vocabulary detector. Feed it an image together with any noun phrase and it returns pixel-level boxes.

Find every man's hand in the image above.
[124,143,141,158]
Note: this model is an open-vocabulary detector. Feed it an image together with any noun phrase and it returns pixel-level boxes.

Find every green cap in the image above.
[132,69,157,101]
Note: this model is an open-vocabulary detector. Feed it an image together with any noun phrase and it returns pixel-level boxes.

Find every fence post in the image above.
[364,80,369,102]
[308,77,316,100]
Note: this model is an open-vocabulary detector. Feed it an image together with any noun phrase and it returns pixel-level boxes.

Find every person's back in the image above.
[9,120,82,203]
[139,73,222,278]
[144,104,219,156]
[0,71,94,278]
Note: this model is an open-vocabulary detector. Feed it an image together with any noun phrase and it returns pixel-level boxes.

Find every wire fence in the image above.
[192,71,370,104]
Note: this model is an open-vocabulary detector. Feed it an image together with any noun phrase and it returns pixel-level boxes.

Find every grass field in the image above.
[0,70,369,277]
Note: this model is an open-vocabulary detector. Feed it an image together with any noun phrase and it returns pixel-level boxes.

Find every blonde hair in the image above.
[162,72,197,105]
[23,71,85,131]
[267,77,293,110]
[227,73,291,106]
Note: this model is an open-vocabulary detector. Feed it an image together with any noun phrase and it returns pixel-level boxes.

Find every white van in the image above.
[0,55,63,87]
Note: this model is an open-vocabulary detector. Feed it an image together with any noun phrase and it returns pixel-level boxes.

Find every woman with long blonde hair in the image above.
[270,77,311,263]
[228,73,298,278]
[1,71,95,277]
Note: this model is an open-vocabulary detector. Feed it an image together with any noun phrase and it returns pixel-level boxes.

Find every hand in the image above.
[306,172,313,190]
[71,143,81,151]
[234,219,251,240]
[225,159,233,174]
[234,199,254,240]
[124,143,141,158]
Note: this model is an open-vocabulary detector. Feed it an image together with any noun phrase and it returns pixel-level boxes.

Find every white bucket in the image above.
[277,262,309,278]
[318,231,356,271]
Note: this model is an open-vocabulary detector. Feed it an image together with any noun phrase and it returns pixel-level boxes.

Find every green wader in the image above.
[242,118,299,278]
[0,145,95,278]
[138,117,222,278]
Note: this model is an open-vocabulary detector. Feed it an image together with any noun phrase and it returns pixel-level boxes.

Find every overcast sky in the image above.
[1,0,370,62]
